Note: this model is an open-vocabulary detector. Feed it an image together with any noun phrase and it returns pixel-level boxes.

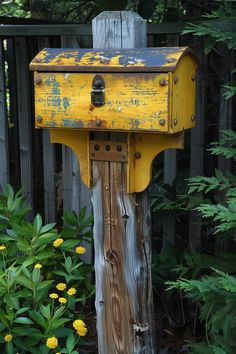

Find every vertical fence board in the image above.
[162,34,179,251]
[189,37,206,250]
[37,37,57,223]
[0,38,9,191]
[15,37,34,217]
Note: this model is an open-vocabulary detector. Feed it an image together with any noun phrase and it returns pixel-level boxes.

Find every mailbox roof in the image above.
[30,47,195,72]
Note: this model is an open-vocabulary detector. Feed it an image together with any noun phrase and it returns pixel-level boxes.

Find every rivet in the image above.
[95,119,102,127]
[174,118,178,126]
[36,116,42,123]
[191,115,196,122]
[94,144,100,151]
[159,78,166,86]
[35,77,42,85]
[117,106,122,112]
[192,74,196,81]
[159,119,166,126]
[135,152,141,159]
[34,58,42,63]
[174,76,178,84]
[122,154,126,160]
[105,145,110,151]
[155,112,160,117]
[105,186,108,190]
[117,145,122,152]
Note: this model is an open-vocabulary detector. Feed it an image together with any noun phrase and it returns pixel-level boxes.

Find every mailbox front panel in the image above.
[34,72,169,132]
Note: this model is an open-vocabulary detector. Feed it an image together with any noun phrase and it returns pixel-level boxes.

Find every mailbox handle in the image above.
[91,75,105,107]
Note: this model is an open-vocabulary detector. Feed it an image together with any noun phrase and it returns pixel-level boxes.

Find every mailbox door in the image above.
[34,72,170,132]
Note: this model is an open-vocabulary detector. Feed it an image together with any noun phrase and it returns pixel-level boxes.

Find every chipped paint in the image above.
[30,47,194,73]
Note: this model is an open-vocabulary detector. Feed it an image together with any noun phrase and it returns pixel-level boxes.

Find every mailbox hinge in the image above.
[91,75,105,107]
[90,141,128,162]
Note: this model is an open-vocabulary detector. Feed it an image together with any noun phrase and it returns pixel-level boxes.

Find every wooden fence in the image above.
[0,18,234,256]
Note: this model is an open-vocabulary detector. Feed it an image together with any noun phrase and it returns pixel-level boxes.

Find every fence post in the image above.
[0,39,9,191]
[92,11,156,353]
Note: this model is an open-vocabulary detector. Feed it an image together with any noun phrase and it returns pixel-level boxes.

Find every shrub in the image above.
[0,185,94,354]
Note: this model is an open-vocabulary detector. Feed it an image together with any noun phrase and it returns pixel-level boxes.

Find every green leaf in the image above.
[14,316,34,324]
[40,223,56,234]
[15,275,33,290]
[6,342,14,354]
[40,304,51,320]
[66,332,75,352]
[34,214,42,234]
[29,311,46,328]
[60,240,80,250]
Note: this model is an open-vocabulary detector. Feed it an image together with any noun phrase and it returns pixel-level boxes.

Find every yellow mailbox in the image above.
[30,47,197,192]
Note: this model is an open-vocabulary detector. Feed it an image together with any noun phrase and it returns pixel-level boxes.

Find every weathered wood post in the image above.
[91,11,156,353]
[30,12,198,353]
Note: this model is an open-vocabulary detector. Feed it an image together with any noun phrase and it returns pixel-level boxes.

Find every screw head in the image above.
[105,145,110,151]
[174,76,178,84]
[95,119,102,127]
[174,118,178,126]
[159,78,166,86]
[135,152,141,159]
[191,115,196,122]
[94,144,100,151]
[37,116,42,123]
[35,77,42,85]
[159,119,166,126]
[117,106,122,112]
[117,145,122,152]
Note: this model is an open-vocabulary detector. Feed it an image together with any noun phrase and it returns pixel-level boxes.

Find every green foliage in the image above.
[166,130,236,353]
[0,185,94,353]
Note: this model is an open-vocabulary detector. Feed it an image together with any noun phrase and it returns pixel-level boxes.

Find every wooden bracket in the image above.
[49,129,184,193]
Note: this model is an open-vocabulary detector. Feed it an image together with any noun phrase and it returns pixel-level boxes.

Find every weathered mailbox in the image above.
[30,47,197,192]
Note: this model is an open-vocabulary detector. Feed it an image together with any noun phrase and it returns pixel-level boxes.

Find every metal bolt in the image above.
[35,77,42,85]
[174,118,178,126]
[94,144,100,151]
[191,74,196,81]
[191,115,196,122]
[34,58,42,63]
[37,116,42,123]
[159,78,166,86]
[117,145,122,152]
[135,152,141,159]
[174,76,178,84]
[159,119,166,126]
[105,145,110,151]
[95,119,102,127]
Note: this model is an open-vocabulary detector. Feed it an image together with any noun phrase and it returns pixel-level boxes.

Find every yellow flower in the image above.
[53,238,64,247]
[77,326,88,336]
[4,333,12,342]
[46,337,58,349]
[73,319,88,336]
[49,293,59,299]
[34,263,42,269]
[67,287,76,296]
[75,246,86,254]
[56,283,67,291]
[58,297,67,304]
[0,245,6,251]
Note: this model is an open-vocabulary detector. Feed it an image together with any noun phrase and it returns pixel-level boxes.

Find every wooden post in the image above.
[92,11,156,353]
[0,38,9,191]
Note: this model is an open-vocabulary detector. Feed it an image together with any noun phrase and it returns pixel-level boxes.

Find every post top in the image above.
[30,46,196,73]
[92,11,145,22]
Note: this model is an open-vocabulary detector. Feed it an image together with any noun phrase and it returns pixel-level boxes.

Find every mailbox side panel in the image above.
[34,72,169,133]
[171,55,197,133]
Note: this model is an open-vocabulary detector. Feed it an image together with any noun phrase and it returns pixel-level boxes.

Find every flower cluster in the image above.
[73,319,88,336]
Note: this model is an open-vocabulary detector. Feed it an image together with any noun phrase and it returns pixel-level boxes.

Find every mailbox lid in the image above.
[30,47,193,72]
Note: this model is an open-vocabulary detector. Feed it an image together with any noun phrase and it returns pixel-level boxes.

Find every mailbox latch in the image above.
[91,75,105,107]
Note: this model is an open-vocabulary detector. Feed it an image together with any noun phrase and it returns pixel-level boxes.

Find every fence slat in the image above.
[189,37,206,251]
[162,34,179,251]
[37,37,57,223]
[0,38,9,191]
[15,37,34,217]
